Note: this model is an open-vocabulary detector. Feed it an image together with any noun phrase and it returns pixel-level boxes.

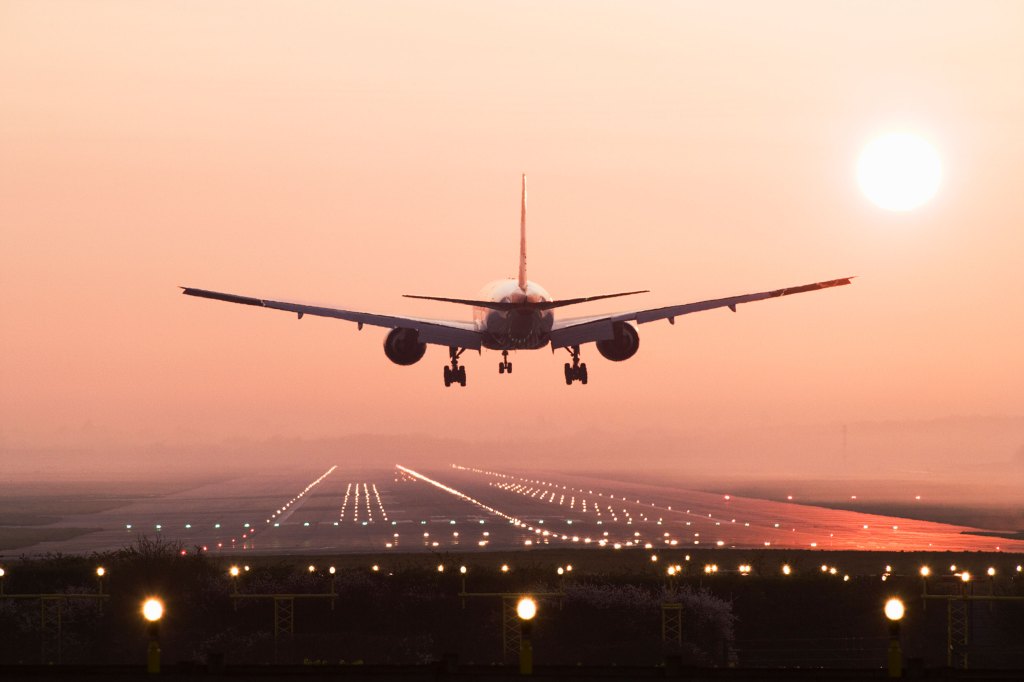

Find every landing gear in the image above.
[443,347,467,387]
[498,350,512,375]
[563,345,588,385]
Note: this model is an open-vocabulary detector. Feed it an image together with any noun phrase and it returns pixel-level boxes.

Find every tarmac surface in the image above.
[20,464,1024,556]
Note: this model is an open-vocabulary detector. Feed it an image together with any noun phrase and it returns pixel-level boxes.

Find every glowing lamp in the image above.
[96,567,106,578]
[329,566,336,575]
[516,597,537,621]
[884,598,905,622]
[142,598,164,622]
[987,567,996,577]
[961,571,971,583]
[501,564,510,573]
[667,566,676,576]
[459,565,467,575]
[557,567,564,576]
[919,566,931,578]
[229,566,240,577]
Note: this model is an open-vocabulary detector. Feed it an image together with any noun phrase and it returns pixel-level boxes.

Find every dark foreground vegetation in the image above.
[1,538,1023,672]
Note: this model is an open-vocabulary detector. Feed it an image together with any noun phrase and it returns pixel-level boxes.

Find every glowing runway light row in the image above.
[267,466,337,524]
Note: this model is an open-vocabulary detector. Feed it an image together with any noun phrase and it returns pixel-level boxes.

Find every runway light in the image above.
[557,567,564,575]
[372,565,379,572]
[0,568,5,578]
[650,554,658,562]
[142,598,164,622]
[565,565,572,572]
[884,598,905,622]
[950,564,957,572]
[96,567,106,577]
[782,564,792,576]
[229,566,240,577]
[667,566,676,576]
[1017,565,1022,573]
[437,564,444,573]
[516,597,537,621]
[961,571,971,583]
[821,565,829,573]
[307,565,316,573]
[987,567,996,577]
[329,566,336,575]
[920,566,931,577]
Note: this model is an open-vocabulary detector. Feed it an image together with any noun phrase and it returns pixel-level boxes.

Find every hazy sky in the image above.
[2,2,1023,471]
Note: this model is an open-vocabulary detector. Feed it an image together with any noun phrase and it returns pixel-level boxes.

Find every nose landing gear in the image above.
[498,350,512,374]
[443,347,467,387]
[563,345,588,385]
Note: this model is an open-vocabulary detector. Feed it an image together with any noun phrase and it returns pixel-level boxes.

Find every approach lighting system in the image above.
[96,567,106,577]
[516,596,538,621]
[142,598,164,622]
[782,564,792,576]
[501,564,510,573]
[229,566,240,577]
[459,565,467,575]
[329,566,336,575]
[884,598,905,622]
[919,566,931,578]
[987,567,996,577]
[961,571,971,583]
[307,565,316,573]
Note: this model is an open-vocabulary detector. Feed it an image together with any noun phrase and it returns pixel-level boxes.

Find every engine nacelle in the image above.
[596,322,640,361]
[383,327,427,366]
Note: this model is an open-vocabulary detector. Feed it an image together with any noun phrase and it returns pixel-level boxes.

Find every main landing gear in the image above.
[498,350,512,375]
[564,345,588,385]
[443,346,467,387]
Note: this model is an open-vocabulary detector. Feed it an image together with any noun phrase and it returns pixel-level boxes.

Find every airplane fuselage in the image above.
[473,279,554,350]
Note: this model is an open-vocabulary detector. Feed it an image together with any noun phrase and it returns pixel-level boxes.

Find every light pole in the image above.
[516,596,537,675]
[142,598,164,674]
[884,597,904,678]
[0,567,5,595]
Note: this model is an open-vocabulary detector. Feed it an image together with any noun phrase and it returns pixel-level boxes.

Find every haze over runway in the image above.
[18,465,1022,557]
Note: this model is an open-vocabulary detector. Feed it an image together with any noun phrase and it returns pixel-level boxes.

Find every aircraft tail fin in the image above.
[519,173,528,291]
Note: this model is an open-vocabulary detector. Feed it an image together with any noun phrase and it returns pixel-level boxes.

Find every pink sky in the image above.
[1,2,1023,475]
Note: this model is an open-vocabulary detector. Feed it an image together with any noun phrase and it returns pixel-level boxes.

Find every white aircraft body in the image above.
[183,175,851,386]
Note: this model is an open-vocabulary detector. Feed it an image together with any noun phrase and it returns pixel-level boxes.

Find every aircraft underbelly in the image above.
[477,308,552,350]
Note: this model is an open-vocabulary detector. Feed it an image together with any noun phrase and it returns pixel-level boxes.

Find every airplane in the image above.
[182,175,852,387]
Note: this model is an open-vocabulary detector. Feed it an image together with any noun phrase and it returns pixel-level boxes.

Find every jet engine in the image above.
[596,322,640,361]
[383,328,427,365]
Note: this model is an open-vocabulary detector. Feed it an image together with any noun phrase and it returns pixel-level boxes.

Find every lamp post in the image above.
[0,567,5,595]
[516,596,537,675]
[884,597,904,678]
[142,598,164,674]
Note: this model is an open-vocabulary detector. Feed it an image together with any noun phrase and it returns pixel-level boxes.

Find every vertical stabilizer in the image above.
[519,173,528,291]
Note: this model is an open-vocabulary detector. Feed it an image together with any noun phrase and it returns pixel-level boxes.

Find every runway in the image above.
[22,463,1024,556]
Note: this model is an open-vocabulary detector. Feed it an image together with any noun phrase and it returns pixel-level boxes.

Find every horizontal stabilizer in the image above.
[403,290,649,311]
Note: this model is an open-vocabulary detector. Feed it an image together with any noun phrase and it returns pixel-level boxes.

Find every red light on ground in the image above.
[180,549,187,556]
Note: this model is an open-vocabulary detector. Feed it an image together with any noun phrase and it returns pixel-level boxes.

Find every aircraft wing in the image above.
[548,277,853,349]
[181,287,483,350]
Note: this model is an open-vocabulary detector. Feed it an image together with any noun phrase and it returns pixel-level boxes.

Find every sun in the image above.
[857,133,942,211]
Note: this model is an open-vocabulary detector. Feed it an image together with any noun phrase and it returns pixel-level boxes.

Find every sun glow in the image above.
[857,133,942,211]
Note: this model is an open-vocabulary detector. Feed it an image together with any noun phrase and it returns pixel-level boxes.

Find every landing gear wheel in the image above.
[498,362,505,374]
[498,351,512,376]
[563,346,588,385]
[506,363,512,373]
[444,346,467,387]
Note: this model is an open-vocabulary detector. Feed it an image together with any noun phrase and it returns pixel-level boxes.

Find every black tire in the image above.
[498,362,505,374]
[443,366,452,387]
[458,366,467,386]
[564,363,573,385]
[580,363,588,385]
[507,363,512,373]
